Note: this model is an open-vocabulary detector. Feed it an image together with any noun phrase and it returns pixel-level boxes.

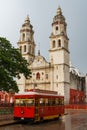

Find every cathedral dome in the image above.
[53,7,65,23]
[20,15,33,32]
[24,15,30,24]
[70,62,84,77]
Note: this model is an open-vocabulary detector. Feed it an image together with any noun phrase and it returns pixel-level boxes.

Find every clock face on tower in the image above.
[35,57,43,66]
[37,59,41,65]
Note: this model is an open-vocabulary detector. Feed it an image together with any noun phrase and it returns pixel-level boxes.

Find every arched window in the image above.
[22,33,25,41]
[58,39,61,47]
[36,72,40,80]
[56,26,58,31]
[52,40,55,48]
[24,45,26,52]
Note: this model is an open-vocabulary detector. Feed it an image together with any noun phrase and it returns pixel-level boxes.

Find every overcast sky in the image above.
[0,0,87,74]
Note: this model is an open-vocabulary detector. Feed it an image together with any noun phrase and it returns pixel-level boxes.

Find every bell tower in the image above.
[18,15,35,64]
[49,7,70,104]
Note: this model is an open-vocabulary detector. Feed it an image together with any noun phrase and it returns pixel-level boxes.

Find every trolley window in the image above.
[15,99,20,106]
[15,98,35,106]
[26,99,35,106]
[58,98,64,105]
[51,98,55,106]
[45,98,51,106]
[55,98,59,105]
[20,99,26,106]
[39,98,45,106]
[60,98,64,105]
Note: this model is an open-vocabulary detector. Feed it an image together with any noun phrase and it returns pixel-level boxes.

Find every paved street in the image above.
[65,109,87,130]
[1,109,87,130]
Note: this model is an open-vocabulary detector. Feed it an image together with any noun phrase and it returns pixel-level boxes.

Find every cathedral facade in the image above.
[16,7,86,104]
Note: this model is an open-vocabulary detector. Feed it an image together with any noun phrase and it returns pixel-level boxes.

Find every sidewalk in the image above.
[0,119,16,126]
[0,114,17,126]
[0,114,13,121]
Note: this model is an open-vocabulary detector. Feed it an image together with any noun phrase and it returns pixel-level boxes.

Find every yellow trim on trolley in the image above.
[43,115,59,120]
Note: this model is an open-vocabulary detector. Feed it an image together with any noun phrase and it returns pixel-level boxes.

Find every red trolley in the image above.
[14,89,64,122]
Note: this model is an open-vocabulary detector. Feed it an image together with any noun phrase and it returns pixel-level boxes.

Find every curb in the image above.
[0,120,17,126]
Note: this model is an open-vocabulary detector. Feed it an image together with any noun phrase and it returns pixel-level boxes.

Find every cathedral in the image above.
[16,7,86,104]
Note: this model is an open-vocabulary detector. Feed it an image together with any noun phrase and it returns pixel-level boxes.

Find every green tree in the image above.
[0,37,31,92]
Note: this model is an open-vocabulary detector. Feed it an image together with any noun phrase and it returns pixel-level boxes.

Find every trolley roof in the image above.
[15,89,64,97]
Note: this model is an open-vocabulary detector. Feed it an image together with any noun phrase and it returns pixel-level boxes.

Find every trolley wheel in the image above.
[40,117,43,123]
